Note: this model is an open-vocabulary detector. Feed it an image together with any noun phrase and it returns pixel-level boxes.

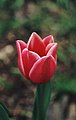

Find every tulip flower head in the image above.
[16,32,58,84]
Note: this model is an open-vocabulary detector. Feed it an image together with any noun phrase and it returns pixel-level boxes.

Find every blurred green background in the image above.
[0,0,76,120]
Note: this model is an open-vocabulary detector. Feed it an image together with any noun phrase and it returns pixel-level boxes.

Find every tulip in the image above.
[16,32,58,84]
[16,32,58,120]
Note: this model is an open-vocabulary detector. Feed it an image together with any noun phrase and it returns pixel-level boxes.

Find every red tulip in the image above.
[16,32,58,84]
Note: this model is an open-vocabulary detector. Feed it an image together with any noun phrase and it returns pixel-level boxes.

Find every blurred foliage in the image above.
[0,76,13,90]
[54,73,76,93]
[0,0,76,93]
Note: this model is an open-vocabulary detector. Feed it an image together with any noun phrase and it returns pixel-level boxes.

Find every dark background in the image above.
[0,0,76,120]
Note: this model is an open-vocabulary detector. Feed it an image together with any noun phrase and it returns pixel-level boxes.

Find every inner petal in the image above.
[47,43,58,59]
[45,43,55,54]
[27,32,45,57]
[43,35,54,46]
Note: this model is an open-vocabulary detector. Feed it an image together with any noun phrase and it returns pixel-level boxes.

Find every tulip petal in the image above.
[47,43,58,59]
[16,40,27,52]
[29,56,56,84]
[27,32,45,56]
[43,35,54,46]
[22,48,40,79]
[16,41,25,75]
[45,43,55,54]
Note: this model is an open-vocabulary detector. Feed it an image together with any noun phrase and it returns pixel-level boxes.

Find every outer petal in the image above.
[16,40,27,52]
[22,48,40,79]
[47,43,58,59]
[27,32,45,57]
[29,56,56,84]
[43,35,54,46]
[16,40,26,75]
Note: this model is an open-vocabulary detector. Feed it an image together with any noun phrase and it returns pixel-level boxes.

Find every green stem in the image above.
[32,80,51,120]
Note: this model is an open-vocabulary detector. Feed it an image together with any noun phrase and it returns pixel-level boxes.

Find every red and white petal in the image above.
[27,32,45,57]
[16,41,25,75]
[43,35,54,46]
[29,56,56,84]
[45,43,55,54]
[47,43,58,59]
[16,40,27,52]
[22,48,40,79]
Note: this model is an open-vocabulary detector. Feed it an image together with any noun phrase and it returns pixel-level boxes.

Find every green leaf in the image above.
[0,104,9,120]
[32,80,51,120]
[0,102,9,115]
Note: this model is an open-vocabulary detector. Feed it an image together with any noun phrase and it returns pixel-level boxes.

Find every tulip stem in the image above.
[32,80,51,120]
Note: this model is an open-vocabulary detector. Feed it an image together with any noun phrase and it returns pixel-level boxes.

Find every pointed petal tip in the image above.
[43,35,54,46]
[31,32,37,35]
[29,32,41,41]
[16,40,27,52]
[52,42,58,48]
[27,32,45,56]
[31,32,39,36]
[47,35,54,41]
[47,42,58,59]
[54,42,58,50]
[16,40,23,45]
[16,40,20,53]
